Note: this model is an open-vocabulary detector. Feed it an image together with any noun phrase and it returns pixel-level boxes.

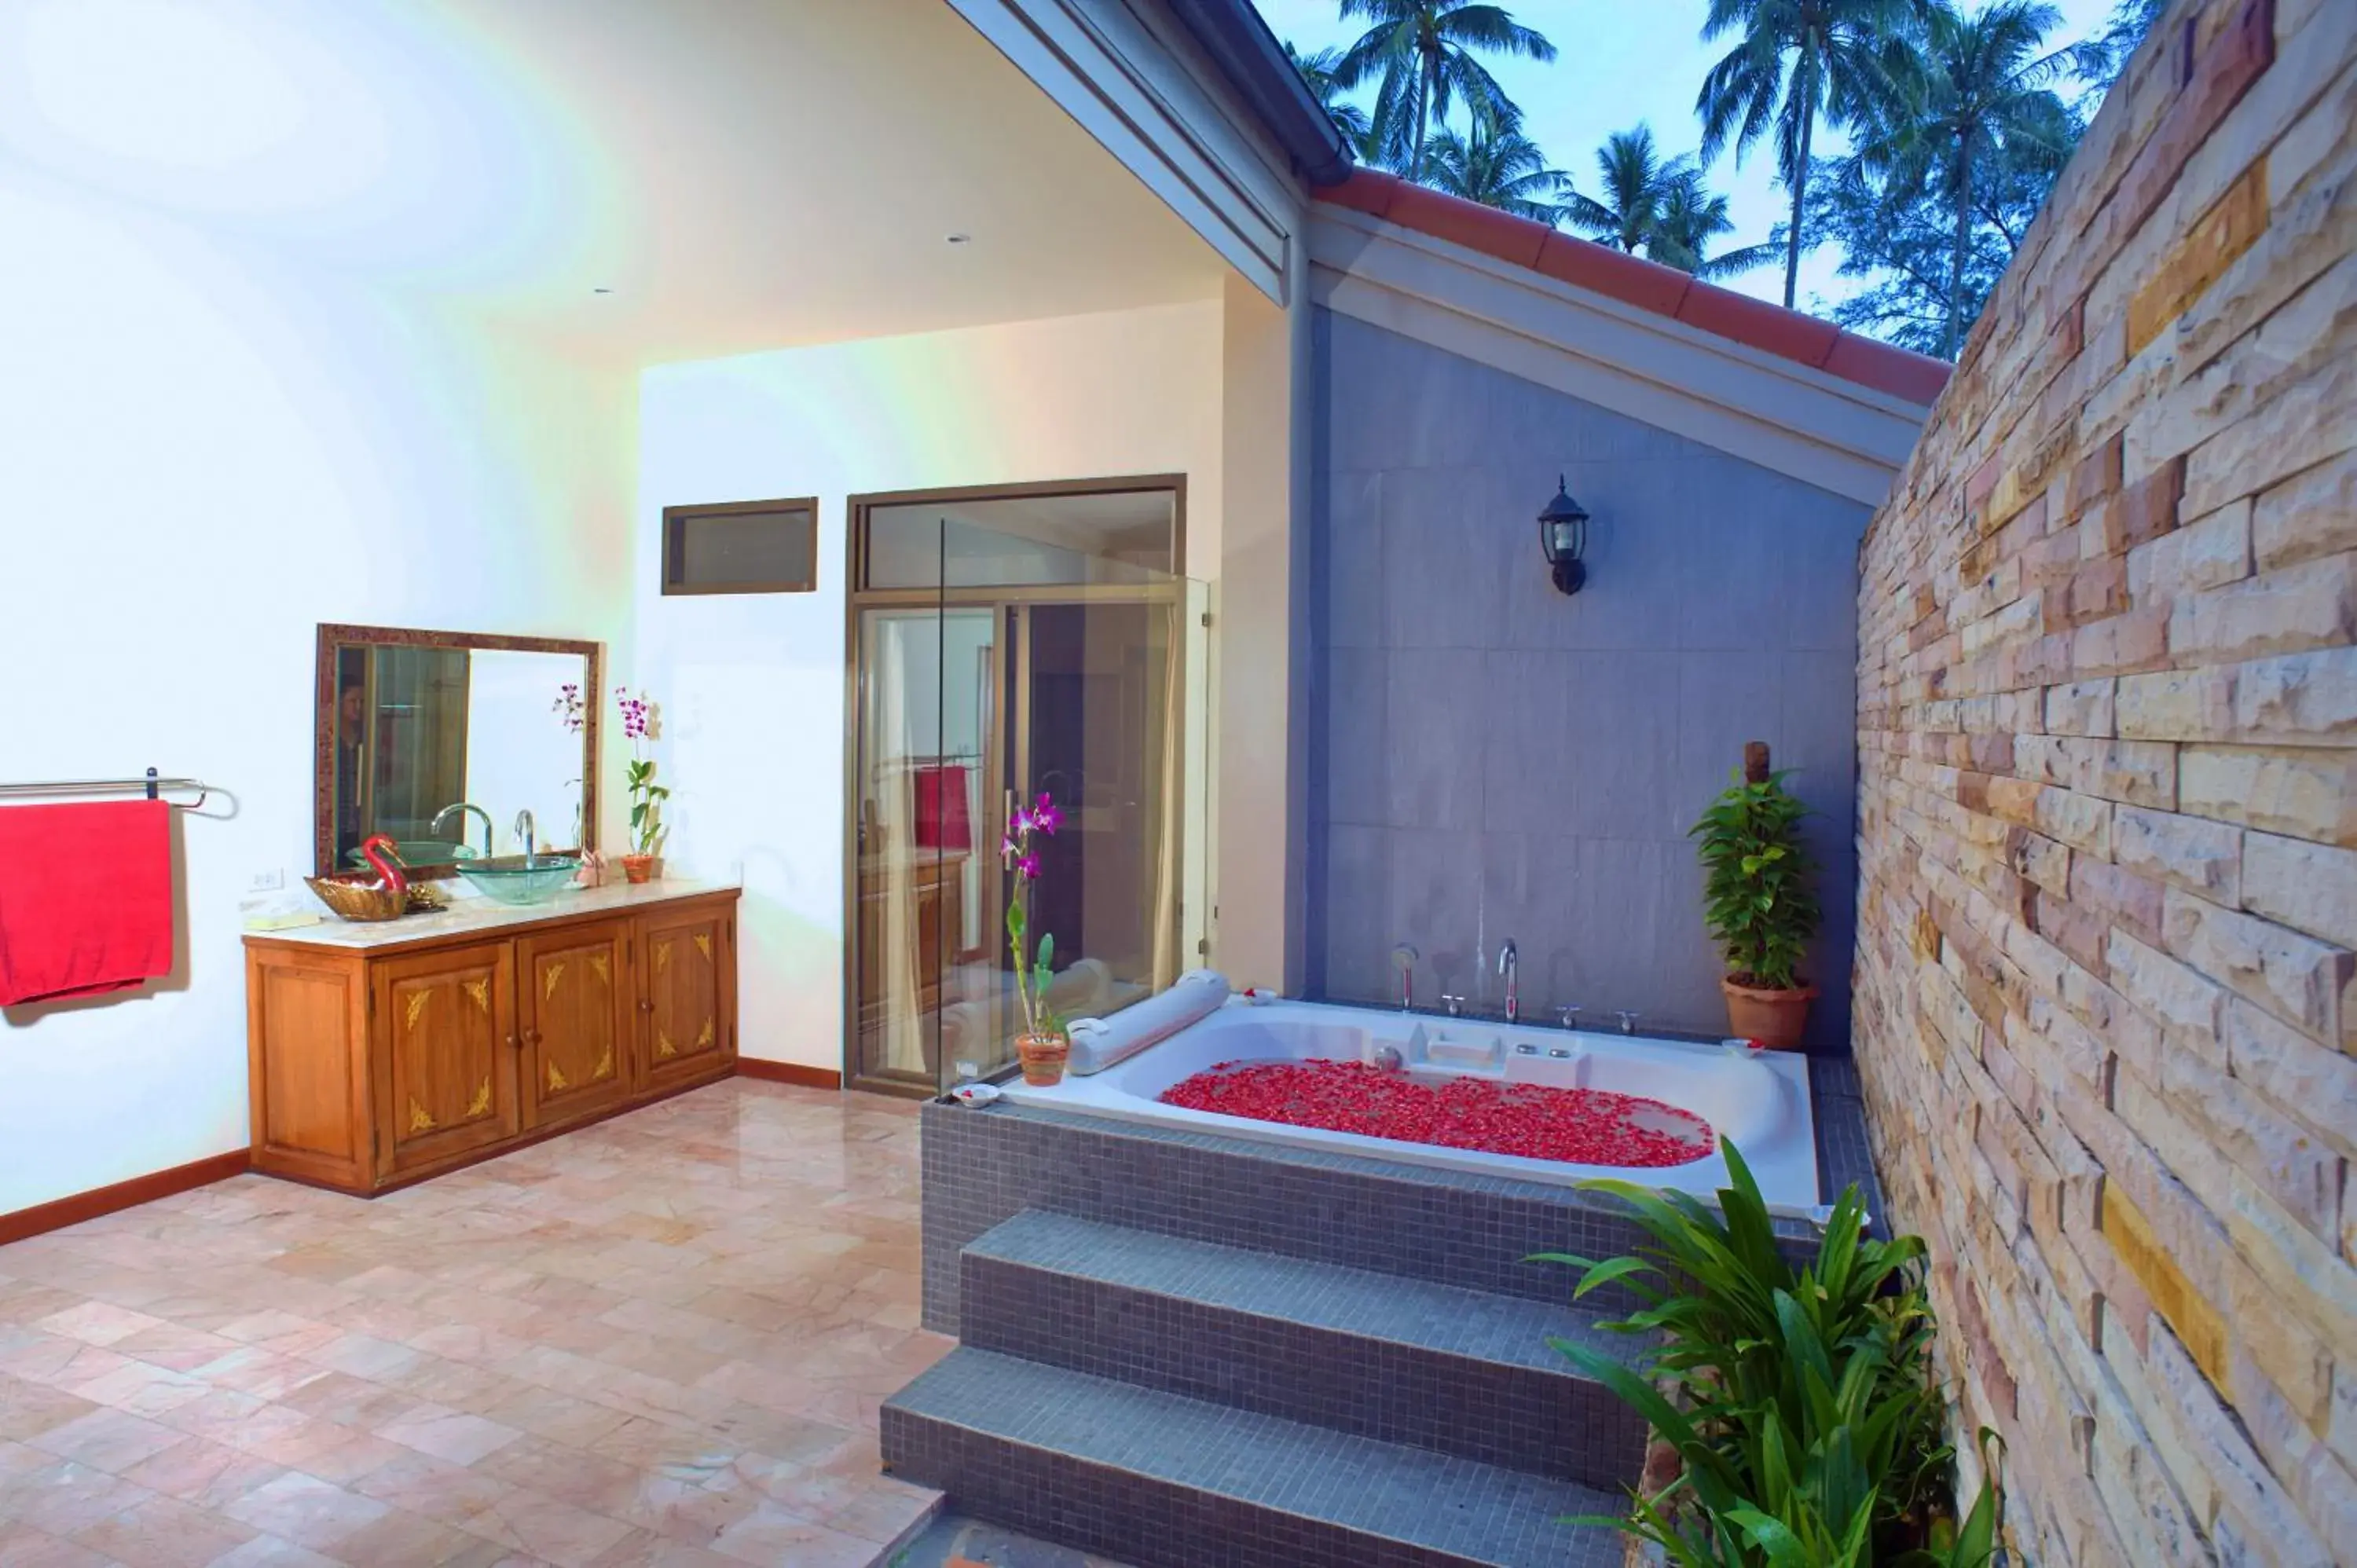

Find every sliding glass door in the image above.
[845,484,1205,1096]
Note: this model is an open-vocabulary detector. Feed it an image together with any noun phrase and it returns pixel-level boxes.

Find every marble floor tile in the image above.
[3,1084,939,1568]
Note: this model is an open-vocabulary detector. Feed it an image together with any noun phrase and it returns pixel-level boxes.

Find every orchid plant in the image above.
[551,681,585,735]
[617,686,667,857]
[1003,793,1064,1039]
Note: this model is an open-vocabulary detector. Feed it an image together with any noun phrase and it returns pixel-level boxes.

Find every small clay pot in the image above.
[1721,977,1816,1050]
[1016,1031,1071,1086]
[620,853,657,885]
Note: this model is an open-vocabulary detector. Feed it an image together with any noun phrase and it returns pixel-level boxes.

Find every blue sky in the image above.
[1252,0,2121,314]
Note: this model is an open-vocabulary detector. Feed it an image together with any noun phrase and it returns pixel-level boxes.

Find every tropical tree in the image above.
[1285,42,1374,154]
[2079,0,2167,90]
[1648,167,1780,278]
[1423,119,1574,223]
[1563,126,1675,252]
[1333,0,1556,180]
[1696,0,1912,308]
[1848,2,2090,355]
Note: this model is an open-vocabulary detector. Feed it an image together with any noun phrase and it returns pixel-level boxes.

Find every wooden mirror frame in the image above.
[313,624,603,879]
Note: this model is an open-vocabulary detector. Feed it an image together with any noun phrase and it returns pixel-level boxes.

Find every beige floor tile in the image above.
[2,1086,933,1568]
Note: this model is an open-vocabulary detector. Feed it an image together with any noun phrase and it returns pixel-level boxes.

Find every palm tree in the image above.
[1563,126,1674,252]
[1696,0,1912,308]
[1334,1,1556,181]
[1850,2,2086,355]
[1423,121,1574,223]
[1285,42,1374,152]
[1648,168,1781,278]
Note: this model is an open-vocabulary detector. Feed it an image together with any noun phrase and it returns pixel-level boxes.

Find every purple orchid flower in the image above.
[1016,853,1041,881]
[1030,793,1062,835]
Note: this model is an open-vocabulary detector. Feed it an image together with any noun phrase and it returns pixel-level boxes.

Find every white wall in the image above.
[635,301,1225,1072]
[0,174,636,1214]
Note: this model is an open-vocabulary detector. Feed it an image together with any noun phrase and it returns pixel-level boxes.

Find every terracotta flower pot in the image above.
[1721,977,1816,1050]
[620,853,657,885]
[1016,1031,1071,1086]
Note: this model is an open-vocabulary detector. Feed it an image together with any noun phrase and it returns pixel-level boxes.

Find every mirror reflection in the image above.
[318,627,598,875]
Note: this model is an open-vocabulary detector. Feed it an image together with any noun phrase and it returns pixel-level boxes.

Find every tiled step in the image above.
[880,1348,1628,1568]
[958,1210,1648,1489]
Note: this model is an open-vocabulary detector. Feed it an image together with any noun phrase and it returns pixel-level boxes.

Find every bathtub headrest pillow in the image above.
[1065,969,1231,1075]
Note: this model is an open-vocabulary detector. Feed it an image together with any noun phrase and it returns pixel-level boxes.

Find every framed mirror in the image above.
[314,625,601,877]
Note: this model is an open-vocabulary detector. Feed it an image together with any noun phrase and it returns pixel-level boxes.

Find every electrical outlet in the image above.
[248,869,284,892]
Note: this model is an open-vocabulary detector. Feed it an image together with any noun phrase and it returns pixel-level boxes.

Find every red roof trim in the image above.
[1313,168,1950,407]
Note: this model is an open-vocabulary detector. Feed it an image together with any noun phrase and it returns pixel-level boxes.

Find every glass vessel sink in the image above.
[346,839,478,870]
[456,852,581,906]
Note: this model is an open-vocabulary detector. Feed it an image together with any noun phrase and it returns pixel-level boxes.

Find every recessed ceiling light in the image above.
[945,233,972,245]
[592,286,613,295]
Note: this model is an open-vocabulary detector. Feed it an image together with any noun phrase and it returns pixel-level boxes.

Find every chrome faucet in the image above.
[514,809,537,860]
[432,802,494,857]
[1497,940,1519,1024]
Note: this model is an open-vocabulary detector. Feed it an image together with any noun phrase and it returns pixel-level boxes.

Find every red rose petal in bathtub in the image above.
[1157,1061,1714,1168]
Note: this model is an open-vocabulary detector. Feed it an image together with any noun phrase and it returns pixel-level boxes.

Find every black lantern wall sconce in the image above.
[1538,475,1590,595]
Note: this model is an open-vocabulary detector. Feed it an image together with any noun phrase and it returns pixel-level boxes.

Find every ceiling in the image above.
[0,0,1235,365]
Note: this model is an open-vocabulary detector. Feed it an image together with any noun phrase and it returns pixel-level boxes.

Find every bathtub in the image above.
[995,998,1820,1214]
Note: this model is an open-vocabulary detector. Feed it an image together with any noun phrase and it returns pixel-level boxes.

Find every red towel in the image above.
[0,800,175,1006]
[911,764,973,852]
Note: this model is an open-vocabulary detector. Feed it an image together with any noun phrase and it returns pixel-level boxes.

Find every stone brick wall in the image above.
[1851,0,2356,1562]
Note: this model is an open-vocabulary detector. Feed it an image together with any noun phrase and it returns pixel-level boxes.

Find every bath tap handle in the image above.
[1440,993,1464,1017]
[1556,1005,1582,1033]
[1615,1009,1640,1035]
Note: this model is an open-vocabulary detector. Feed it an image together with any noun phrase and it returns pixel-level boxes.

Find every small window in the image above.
[662,497,819,594]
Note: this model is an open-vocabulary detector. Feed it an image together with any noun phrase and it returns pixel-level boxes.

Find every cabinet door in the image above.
[374,942,519,1176]
[639,903,733,1093]
[517,921,634,1129]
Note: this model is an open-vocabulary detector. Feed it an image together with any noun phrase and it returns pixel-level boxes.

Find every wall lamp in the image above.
[1538,476,1591,595]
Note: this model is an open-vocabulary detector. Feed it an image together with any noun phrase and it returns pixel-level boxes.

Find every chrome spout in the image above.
[432,802,495,857]
[514,808,537,861]
[1497,939,1519,1024]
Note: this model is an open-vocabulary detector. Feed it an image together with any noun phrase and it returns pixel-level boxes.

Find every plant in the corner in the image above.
[1692,760,1820,1049]
[617,686,667,884]
[1534,1144,2004,1567]
[1003,792,1067,1085]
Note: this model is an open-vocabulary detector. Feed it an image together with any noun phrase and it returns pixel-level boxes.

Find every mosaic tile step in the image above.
[879,1348,1626,1568]
[959,1211,1647,1488]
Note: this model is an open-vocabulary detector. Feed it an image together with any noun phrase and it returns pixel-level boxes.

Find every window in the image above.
[661,497,819,595]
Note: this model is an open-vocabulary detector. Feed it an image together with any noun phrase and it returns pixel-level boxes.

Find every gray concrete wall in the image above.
[1306,309,1870,1052]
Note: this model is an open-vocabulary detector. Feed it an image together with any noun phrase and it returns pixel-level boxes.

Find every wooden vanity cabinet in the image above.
[246,891,738,1195]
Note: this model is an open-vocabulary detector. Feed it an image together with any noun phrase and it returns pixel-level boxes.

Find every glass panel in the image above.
[848,492,1203,1096]
[864,490,1175,590]
[853,601,997,1091]
[668,504,815,592]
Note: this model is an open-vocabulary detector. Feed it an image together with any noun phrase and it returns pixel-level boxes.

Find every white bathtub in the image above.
[995,998,1820,1214]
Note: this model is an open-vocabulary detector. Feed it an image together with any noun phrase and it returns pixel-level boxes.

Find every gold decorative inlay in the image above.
[404,991,431,1033]
[592,1042,614,1081]
[547,1061,570,1092]
[655,1031,676,1061]
[588,952,610,985]
[408,1098,435,1134]
[695,1018,714,1051]
[654,940,672,974]
[464,978,489,1013]
[693,932,713,962]
[465,1079,492,1119]
[543,961,566,999]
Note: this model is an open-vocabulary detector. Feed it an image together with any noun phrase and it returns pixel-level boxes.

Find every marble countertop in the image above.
[247,877,739,950]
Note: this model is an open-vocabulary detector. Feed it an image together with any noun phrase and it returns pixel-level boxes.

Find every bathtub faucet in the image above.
[1497,940,1519,1024]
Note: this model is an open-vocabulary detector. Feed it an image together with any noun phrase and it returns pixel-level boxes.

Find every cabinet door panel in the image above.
[519,921,632,1128]
[640,906,732,1092]
[376,943,519,1174]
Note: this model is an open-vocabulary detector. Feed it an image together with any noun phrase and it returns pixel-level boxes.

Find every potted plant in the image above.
[617,686,667,883]
[1690,753,1820,1050]
[1003,793,1067,1084]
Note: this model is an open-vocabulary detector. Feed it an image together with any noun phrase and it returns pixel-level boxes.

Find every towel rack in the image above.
[0,768,211,810]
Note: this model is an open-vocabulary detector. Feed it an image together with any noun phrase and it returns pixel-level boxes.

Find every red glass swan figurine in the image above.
[356,833,409,903]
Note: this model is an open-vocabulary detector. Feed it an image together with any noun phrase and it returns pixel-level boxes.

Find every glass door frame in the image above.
[841,478,1190,1099]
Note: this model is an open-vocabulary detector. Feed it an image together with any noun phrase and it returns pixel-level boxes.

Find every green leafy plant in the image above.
[1532,1145,1999,1566]
[617,687,668,856]
[1691,769,1820,991]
